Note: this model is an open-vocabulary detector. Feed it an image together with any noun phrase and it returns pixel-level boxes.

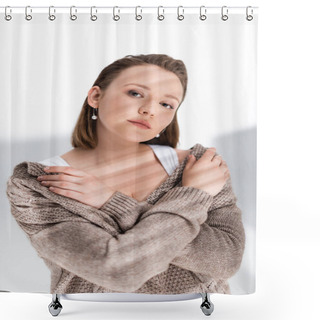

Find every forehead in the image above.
[113,64,183,93]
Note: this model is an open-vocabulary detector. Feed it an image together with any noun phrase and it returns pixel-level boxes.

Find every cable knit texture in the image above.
[6,143,245,294]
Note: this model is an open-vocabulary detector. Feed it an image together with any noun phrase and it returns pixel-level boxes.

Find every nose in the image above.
[138,100,156,117]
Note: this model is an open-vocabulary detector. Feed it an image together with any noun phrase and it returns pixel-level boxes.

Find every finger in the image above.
[41,180,82,192]
[38,173,80,184]
[43,166,85,177]
[48,186,83,201]
[212,155,223,166]
[185,154,196,169]
[221,160,229,169]
[221,160,229,170]
[200,148,217,161]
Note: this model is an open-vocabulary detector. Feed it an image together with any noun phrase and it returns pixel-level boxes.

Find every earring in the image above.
[91,107,98,120]
[156,128,166,138]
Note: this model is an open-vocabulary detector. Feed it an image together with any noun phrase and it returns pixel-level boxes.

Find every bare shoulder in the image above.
[59,148,88,169]
[174,148,192,164]
[60,148,78,162]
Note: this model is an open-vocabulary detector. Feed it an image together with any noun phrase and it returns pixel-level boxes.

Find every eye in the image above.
[128,90,142,97]
[161,103,174,110]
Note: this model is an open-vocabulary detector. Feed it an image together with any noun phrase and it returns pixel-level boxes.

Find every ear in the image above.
[87,86,103,108]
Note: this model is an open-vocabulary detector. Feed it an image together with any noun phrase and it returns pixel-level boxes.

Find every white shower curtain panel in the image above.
[0,6,257,295]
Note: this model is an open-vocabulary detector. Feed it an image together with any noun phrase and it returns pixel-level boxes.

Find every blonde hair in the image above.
[71,54,188,149]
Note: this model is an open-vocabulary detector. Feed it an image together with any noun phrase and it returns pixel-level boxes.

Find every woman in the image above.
[6,54,245,295]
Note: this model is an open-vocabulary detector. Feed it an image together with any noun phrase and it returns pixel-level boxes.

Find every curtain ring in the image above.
[5,6,12,21]
[91,6,97,21]
[135,6,142,21]
[200,6,207,21]
[25,6,32,21]
[177,6,184,21]
[246,6,254,21]
[221,6,228,21]
[70,6,77,21]
[49,6,56,21]
[157,6,164,21]
[113,6,120,21]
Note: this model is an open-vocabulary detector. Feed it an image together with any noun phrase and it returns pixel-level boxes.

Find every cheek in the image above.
[161,111,176,124]
[100,97,128,118]
[151,112,175,131]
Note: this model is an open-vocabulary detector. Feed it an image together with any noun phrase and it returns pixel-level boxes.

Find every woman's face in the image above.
[89,64,184,142]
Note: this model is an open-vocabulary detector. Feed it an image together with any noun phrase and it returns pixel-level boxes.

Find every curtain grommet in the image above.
[5,6,12,21]
[221,6,229,21]
[25,6,32,21]
[70,6,77,21]
[157,6,165,21]
[200,6,207,21]
[113,6,120,21]
[49,6,56,21]
[90,6,98,21]
[177,6,184,21]
[246,6,254,21]
[135,6,142,21]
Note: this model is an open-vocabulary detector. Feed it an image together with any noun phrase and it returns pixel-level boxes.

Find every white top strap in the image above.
[38,155,70,166]
[147,144,179,175]
[38,144,179,176]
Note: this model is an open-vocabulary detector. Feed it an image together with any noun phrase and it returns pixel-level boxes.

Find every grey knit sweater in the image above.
[6,143,245,295]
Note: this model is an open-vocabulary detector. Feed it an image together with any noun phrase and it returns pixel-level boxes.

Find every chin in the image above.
[124,135,154,143]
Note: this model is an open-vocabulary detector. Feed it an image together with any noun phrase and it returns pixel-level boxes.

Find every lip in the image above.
[127,119,151,129]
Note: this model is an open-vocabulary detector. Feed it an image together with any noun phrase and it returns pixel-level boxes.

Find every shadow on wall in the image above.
[0,136,72,292]
[210,126,256,293]
[0,127,256,293]
[211,126,257,230]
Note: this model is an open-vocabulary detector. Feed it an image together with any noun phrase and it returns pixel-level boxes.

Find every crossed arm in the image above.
[7,174,245,292]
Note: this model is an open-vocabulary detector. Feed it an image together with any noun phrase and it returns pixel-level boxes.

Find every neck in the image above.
[80,128,150,173]
[95,140,146,165]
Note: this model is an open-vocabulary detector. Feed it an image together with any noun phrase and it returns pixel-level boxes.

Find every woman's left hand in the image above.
[37,166,115,209]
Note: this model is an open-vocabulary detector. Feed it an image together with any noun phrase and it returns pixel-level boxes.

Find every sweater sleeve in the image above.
[6,176,213,293]
[170,177,246,280]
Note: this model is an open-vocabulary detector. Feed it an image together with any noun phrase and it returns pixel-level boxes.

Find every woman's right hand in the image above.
[37,166,115,209]
[182,148,230,197]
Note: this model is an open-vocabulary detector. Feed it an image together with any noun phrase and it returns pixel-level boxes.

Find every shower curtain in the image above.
[0,6,257,296]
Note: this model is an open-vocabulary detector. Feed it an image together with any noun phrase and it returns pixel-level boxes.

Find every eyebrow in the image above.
[124,83,180,103]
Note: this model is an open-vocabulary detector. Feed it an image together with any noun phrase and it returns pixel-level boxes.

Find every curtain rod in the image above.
[0,6,259,9]
[0,6,259,10]
[1,6,258,22]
